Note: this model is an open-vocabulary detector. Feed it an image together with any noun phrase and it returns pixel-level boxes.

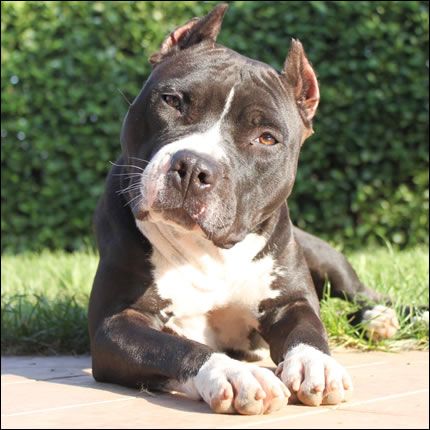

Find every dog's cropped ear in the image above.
[149,3,228,67]
[282,39,320,137]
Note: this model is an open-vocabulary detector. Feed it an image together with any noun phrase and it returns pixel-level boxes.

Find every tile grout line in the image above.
[216,388,429,429]
[1,396,138,417]
[2,374,92,386]
[1,357,428,421]
[345,361,386,369]
[218,408,330,430]
[0,361,395,386]
[2,387,428,421]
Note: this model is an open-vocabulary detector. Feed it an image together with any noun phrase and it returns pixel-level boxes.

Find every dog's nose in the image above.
[169,150,219,194]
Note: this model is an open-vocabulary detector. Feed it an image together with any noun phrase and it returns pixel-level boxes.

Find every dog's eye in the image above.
[257,132,278,146]
[162,94,182,111]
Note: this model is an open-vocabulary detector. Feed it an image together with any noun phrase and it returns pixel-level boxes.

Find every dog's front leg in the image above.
[91,308,289,415]
[260,297,353,406]
[90,308,213,390]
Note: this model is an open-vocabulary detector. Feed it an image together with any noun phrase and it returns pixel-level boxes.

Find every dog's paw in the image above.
[276,344,352,406]
[412,310,429,327]
[362,305,400,341]
[192,353,290,415]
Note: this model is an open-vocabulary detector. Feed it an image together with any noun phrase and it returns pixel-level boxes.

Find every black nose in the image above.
[169,150,219,195]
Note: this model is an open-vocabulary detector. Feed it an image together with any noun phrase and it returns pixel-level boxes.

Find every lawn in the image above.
[1,246,428,355]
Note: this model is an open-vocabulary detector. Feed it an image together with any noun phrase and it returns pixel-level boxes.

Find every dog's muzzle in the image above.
[168,150,221,197]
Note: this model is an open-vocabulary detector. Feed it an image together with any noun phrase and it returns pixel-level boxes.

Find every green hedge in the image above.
[1,1,428,252]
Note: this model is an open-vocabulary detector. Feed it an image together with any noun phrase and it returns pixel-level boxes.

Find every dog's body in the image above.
[89,5,398,414]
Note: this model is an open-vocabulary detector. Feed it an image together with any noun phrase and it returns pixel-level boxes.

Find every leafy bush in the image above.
[1,1,428,252]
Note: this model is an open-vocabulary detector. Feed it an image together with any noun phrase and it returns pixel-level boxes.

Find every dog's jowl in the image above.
[89,4,398,414]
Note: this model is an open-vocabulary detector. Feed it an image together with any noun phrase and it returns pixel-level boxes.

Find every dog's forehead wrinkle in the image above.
[154,44,280,97]
[244,70,286,108]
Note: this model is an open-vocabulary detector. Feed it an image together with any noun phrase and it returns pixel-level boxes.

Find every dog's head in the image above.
[120,4,319,248]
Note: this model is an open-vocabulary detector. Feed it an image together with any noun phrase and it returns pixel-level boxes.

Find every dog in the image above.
[89,4,401,414]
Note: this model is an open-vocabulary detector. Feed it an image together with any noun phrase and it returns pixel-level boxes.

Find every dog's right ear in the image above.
[282,39,320,140]
[149,4,228,67]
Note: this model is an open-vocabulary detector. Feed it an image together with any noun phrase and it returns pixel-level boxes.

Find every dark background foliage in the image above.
[1,1,428,252]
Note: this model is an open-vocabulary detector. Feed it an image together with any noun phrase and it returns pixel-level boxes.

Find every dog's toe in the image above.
[362,305,399,341]
[278,344,353,407]
[193,353,288,415]
[210,385,235,414]
[251,366,290,414]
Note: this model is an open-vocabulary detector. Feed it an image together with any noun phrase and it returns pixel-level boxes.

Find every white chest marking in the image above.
[136,220,280,349]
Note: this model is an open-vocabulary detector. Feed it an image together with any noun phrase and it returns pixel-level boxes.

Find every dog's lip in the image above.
[210,231,246,249]
[146,207,201,233]
[190,205,206,220]
[162,207,197,225]
[138,207,239,248]
[135,209,150,221]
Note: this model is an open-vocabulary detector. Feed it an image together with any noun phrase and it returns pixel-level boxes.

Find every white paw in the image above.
[276,344,352,406]
[191,353,290,415]
[362,305,400,341]
[412,310,429,327]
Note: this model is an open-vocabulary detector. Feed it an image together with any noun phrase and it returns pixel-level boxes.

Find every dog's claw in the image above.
[255,388,266,400]
[277,344,353,407]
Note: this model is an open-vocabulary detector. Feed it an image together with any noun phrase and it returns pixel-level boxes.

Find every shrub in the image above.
[1,1,428,252]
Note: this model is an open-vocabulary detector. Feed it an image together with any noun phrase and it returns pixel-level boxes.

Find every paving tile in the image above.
[338,353,428,402]
[1,356,91,382]
[340,391,429,420]
[1,351,428,429]
[1,376,137,416]
[241,406,428,429]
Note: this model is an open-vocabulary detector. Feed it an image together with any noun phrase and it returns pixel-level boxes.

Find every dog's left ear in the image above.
[149,4,228,66]
[282,39,320,136]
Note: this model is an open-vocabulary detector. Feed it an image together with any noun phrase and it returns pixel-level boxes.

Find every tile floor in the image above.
[1,350,428,429]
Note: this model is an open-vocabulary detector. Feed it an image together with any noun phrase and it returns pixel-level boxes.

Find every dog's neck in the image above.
[136,216,268,271]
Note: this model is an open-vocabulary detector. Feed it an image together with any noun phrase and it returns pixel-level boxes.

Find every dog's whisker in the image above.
[116,182,142,194]
[123,193,142,208]
[117,187,141,196]
[128,156,151,165]
[117,88,132,106]
[130,195,144,212]
[109,161,145,171]
[117,188,141,196]
[113,172,143,177]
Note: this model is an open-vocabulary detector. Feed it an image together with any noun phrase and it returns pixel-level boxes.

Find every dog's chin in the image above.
[155,208,201,233]
[135,208,199,235]
[210,230,249,249]
[136,207,242,249]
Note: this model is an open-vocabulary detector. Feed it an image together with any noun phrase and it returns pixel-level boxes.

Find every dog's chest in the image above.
[137,221,280,349]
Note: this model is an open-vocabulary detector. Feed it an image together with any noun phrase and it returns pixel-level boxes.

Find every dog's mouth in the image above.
[137,206,239,249]
[128,151,239,248]
[150,208,201,232]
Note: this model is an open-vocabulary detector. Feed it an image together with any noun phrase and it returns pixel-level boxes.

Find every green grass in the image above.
[1,246,428,355]
[321,245,429,351]
[1,250,98,354]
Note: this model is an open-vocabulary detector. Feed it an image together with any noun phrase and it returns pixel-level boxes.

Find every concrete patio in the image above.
[1,350,428,429]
